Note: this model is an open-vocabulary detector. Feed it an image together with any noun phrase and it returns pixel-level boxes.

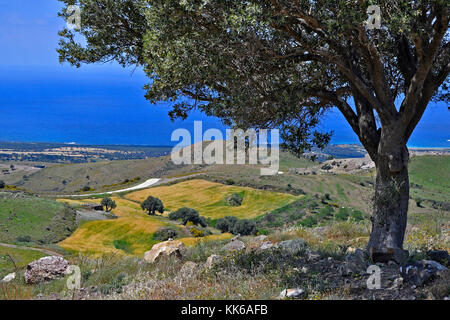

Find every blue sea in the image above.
[0,65,448,148]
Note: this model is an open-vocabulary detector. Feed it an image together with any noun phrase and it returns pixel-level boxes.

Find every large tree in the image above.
[58,0,449,263]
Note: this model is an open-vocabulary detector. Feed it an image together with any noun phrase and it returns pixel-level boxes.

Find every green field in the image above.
[409,155,450,202]
[0,245,45,278]
[0,192,77,245]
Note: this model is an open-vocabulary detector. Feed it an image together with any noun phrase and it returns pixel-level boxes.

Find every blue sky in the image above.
[0,0,448,147]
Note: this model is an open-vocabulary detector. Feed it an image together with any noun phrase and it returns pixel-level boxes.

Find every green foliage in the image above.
[190,227,205,238]
[168,207,207,227]
[225,192,245,207]
[216,216,238,233]
[113,240,132,254]
[80,185,92,192]
[153,227,179,241]
[350,210,365,222]
[298,216,318,228]
[317,206,335,220]
[99,273,127,295]
[0,193,77,245]
[335,208,351,221]
[101,197,117,212]
[141,196,164,215]
[232,219,257,236]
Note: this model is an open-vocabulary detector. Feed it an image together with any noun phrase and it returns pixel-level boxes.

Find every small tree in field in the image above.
[58,0,449,263]
[141,196,164,215]
[169,207,207,227]
[101,197,117,212]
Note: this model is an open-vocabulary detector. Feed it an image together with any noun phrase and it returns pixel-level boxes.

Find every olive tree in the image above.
[141,196,164,215]
[58,0,449,262]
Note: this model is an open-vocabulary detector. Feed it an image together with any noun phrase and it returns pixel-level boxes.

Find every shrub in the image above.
[216,216,238,233]
[141,196,164,215]
[16,235,32,243]
[190,227,205,238]
[350,210,365,221]
[226,192,244,206]
[233,219,257,236]
[225,179,235,185]
[153,227,179,241]
[415,198,423,208]
[298,216,318,228]
[317,206,335,220]
[169,207,207,227]
[81,185,92,192]
[335,208,350,221]
[113,240,132,253]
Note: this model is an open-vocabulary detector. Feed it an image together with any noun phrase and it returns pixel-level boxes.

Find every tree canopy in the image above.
[101,197,117,212]
[58,0,449,262]
[168,207,207,227]
[58,0,448,156]
[141,196,164,215]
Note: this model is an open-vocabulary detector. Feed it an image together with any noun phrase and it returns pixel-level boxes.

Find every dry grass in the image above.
[178,233,233,247]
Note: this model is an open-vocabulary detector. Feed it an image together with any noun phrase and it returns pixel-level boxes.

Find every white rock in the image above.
[1,272,16,283]
[144,240,185,263]
[278,288,306,299]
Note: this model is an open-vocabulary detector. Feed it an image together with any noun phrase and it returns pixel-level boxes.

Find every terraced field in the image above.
[125,179,301,219]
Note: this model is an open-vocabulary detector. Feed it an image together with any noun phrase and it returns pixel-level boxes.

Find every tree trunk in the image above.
[367,139,410,264]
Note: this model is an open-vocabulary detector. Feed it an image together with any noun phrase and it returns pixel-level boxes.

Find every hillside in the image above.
[0,192,77,246]
[125,179,300,219]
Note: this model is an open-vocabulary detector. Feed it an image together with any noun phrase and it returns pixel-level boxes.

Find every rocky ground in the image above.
[4,235,448,301]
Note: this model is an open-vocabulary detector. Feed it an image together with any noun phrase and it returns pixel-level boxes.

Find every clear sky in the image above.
[0,0,448,147]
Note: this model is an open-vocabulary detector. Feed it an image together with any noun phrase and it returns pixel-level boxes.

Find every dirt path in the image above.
[0,242,63,257]
[56,178,161,197]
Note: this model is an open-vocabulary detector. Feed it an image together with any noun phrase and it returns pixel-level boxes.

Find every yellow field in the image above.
[58,197,179,256]
[179,233,233,247]
[57,179,298,256]
[125,179,300,219]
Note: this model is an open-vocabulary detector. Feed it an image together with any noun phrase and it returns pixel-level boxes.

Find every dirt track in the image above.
[0,242,63,257]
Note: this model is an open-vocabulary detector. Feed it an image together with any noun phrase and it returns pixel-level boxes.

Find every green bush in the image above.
[16,235,32,242]
[216,216,238,233]
[81,185,92,192]
[317,206,334,220]
[190,227,205,238]
[225,179,235,185]
[169,207,207,227]
[225,192,244,206]
[335,208,350,221]
[113,240,132,253]
[233,219,257,235]
[350,210,365,221]
[153,227,179,241]
[298,216,318,228]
